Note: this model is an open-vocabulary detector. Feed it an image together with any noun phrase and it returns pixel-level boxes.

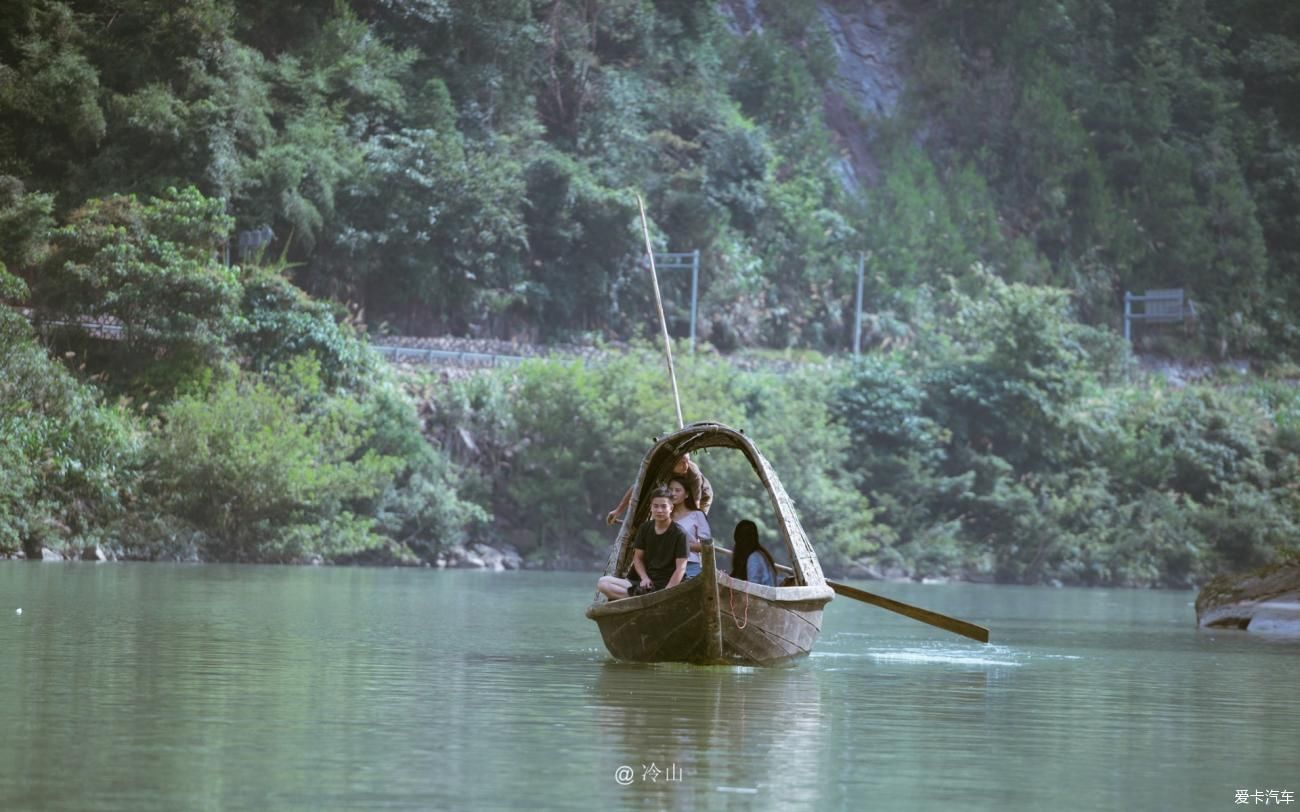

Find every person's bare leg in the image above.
[597,576,632,600]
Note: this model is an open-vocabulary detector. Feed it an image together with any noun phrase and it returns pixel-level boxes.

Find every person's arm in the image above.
[632,549,652,589]
[689,513,711,552]
[666,557,687,590]
[686,462,717,511]
[606,486,633,525]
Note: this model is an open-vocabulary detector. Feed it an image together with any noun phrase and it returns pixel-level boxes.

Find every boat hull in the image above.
[586,574,833,666]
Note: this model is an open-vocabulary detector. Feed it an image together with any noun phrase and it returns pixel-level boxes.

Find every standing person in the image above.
[596,487,688,600]
[729,520,777,587]
[605,453,712,525]
[667,477,711,580]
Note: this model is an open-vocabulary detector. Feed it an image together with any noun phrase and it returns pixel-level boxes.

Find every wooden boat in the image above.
[585,422,834,666]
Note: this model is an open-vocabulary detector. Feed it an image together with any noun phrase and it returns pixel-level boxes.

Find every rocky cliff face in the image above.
[719,0,911,190]
[817,0,908,189]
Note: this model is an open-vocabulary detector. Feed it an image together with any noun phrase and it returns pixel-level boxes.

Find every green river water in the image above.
[1,563,1296,811]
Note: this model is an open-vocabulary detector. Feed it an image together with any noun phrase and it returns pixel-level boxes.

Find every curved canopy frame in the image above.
[601,422,826,589]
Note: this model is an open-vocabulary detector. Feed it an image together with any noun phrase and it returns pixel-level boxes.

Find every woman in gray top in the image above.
[667,477,711,579]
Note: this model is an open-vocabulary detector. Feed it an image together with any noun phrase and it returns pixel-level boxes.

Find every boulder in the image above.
[439,542,524,571]
[435,542,466,568]
[487,544,524,571]
[82,544,109,562]
[1196,562,1300,635]
[466,543,523,572]
[844,561,885,580]
[40,548,63,561]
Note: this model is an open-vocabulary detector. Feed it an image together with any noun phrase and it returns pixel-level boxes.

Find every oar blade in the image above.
[828,579,990,644]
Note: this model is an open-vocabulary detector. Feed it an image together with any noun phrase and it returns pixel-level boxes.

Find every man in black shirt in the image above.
[596,486,688,600]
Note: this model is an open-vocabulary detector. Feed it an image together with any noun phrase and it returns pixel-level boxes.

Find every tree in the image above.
[35,186,241,386]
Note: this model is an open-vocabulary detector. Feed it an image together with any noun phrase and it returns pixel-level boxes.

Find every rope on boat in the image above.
[727,578,751,630]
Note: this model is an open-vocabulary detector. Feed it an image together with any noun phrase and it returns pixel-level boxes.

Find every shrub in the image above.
[0,325,140,556]
[235,265,375,389]
[145,358,402,562]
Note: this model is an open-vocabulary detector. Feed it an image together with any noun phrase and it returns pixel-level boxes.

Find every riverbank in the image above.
[1196,560,1300,634]
[0,540,944,582]
[0,543,1163,588]
[0,541,529,571]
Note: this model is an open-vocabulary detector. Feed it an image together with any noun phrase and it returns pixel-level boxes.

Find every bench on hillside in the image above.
[1123,288,1197,342]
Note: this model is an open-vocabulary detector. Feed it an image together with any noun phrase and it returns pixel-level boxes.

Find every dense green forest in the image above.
[421,282,1300,587]
[1,0,1298,580]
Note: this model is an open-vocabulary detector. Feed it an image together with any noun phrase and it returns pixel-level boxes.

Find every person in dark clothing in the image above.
[606,453,713,525]
[596,487,688,600]
[729,520,777,586]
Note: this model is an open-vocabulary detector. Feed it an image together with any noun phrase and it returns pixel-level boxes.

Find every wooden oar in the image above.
[715,545,990,643]
[822,579,990,643]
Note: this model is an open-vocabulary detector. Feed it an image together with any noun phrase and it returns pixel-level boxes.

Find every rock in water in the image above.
[1196,562,1300,635]
[1245,608,1300,635]
[82,544,109,561]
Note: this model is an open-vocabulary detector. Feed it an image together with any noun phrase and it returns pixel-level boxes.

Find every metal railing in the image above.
[371,345,526,366]
[1123,288,1197,342]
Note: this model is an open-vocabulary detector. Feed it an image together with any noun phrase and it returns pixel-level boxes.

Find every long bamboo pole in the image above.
[636,195,685,430]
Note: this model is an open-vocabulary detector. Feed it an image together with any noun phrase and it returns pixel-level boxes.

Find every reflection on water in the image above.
[1,566,1298,811]
[590,662,825,805]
